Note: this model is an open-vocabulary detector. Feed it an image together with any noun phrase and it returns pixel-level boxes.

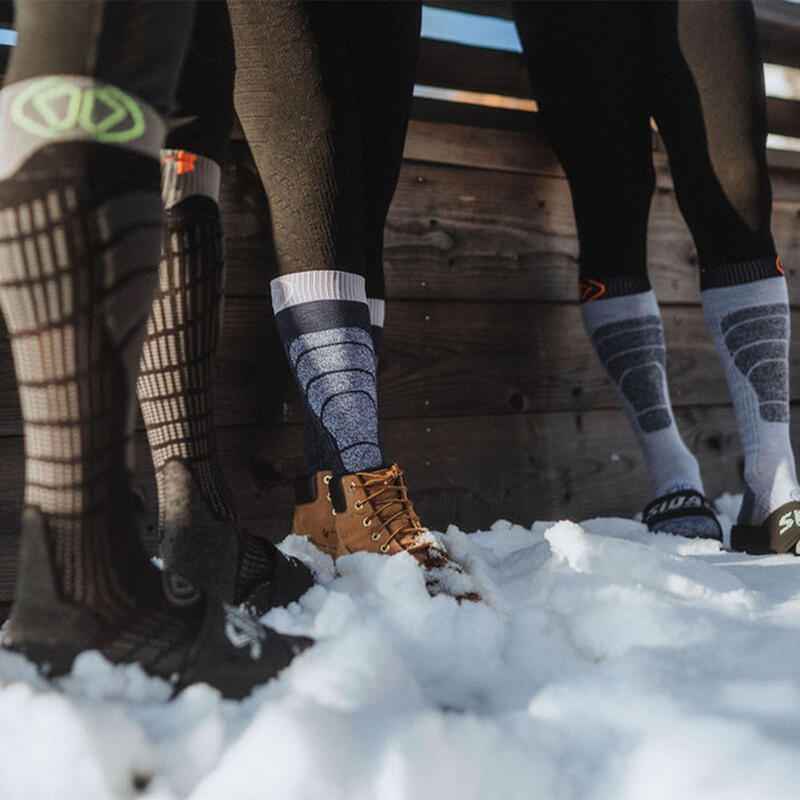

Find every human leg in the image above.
[137,0,313,610]
[0,0,309,694]
[649,0,798,550]
[513,1,718,537]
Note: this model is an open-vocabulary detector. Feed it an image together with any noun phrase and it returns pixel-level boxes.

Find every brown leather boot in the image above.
[292,471,338,557]
[330,464,480,601]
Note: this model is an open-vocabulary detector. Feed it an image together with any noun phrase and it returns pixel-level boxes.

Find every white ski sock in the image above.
[702,275,799,525]
[582,290,705,505]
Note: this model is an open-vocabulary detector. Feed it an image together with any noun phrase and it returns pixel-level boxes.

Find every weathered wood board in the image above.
[0,403,778,599]
[1,38,800,601]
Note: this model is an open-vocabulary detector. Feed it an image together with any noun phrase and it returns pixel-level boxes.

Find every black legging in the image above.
[228,0,421,300]
[8,0,195,113]
[512,0,776,294]
[166,0,235,165]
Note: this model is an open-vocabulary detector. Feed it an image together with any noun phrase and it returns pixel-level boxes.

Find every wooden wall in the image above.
[1,2,800,600]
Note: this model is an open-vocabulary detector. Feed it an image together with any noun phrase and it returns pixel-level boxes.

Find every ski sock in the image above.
[137,150,308,606]
[298,294,385,476]
[367,296,385,358]
[700,263,799,526]
[0,76,167,621]
[581,286,714,536]
[138,151,236,526]
[272,269,382,476]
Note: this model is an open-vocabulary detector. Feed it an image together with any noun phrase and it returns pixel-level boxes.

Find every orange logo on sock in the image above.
[776,255,785,275]
[160,150,197,175]
[578,278,607,303]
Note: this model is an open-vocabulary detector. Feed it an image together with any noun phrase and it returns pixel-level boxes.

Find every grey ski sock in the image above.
[138,150,285,602]
[582,289,715,536]
[701,274,799,526]
[138,151,237,526]
[272,270,382,475]
[0,76,167,620]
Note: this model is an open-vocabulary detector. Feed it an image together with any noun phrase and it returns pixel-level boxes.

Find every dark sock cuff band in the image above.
[578,273,652,303]
[699,255,783,291]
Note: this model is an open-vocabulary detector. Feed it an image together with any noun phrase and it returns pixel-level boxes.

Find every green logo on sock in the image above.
[10,78,146,143]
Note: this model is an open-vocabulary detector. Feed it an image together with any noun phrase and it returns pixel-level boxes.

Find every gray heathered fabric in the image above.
[289,326,381,473]
[582,290,705,501]
[702,276,799,524]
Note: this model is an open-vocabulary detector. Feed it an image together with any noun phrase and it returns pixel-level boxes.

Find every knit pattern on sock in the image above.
[591,315,671,433]
[720,302,789,422]
[137,196,238,529]
[582,290,704,503]
[272,271,382,475]
[702,275,798,524]
[289,325,381,473]
[0,143,163,620]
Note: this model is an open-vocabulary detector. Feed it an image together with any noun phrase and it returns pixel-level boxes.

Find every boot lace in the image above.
[355,465,443,558]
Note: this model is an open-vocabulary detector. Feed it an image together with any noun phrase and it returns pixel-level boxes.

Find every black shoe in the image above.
[2,508,312,700]
[730,501,800,555]
[159,460,314,615]
[642,489,722,540]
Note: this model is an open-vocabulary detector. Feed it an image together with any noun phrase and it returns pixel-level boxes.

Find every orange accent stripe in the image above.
[159,150,198,176]
[578,278,607,303]
[776,255,785,276]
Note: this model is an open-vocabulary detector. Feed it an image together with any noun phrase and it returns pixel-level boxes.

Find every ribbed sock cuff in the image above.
[270,270,367,314]
[699,255,783,291]
[160,150,221,209]
[367,297,385,329]
[0,75,165,180]
[578,273,652,303]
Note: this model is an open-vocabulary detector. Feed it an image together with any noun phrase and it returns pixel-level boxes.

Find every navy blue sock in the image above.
[272,271,383,476]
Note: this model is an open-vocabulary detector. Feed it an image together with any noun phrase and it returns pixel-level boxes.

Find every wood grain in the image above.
[415,39,800,138]
[424,1,800,69]
[0,403,776,601]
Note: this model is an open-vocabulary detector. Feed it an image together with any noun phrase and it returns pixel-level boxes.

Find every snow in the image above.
[3,497,800,799]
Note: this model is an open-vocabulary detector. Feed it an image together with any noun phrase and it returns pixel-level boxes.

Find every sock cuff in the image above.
[0,75,165,180]
[270,270,367,314]
[578,273,652,303]
[160,150,221,209]
[581,288,660,334]
[367,297,385,329]
[699,255,783,291]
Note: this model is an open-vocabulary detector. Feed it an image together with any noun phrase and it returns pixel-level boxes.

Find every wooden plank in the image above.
[415,39,800,139]
[754,0,800,71]
[768,96,800,140]
[426,1,800,69]
[0,402,779,601]
[403,110,800,200]
[210,299,800,425]
[381,161,800,303]
[0,299,797,436]
[223,152,800,305]
[416,38,531,98]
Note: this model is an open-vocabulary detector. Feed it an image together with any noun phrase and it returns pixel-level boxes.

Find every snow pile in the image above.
[3,501,800,799]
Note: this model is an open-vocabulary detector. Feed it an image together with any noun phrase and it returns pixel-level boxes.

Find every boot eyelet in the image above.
[363,516,372,527]
[331,508,337,516]
[326,492,331,501]
[370,531,380,541]
[354,500,364,511]
[380,543,390,553]
[323,474,332,485]
[348,481,355,491]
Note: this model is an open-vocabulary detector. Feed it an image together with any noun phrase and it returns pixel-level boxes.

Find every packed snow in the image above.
[3,494,800,800]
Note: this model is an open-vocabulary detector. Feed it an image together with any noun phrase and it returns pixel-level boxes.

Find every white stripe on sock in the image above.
[270,270,367,313]
[160,150,221,209]
[367,297,385,329]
